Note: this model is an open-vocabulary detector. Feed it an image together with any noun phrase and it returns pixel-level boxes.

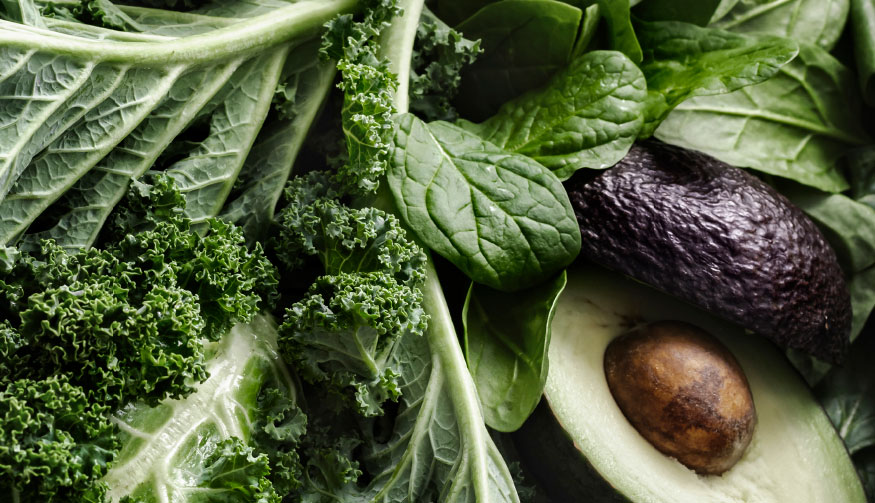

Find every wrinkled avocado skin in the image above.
[566,141,851,363]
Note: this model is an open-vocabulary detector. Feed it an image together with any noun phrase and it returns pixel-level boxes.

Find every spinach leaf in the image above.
[633,0,724,26]
[463,50,647,179]
[850,267,875,340]
[453,0,583,121]
[816,335,875,456]
[388,113,580,292]
[711,0,850,51]
[783,186,875,274]
[655,44,868,193]
[636,20,798,136]
[464,271,567,432]
[850,0,875,105]
[589,0,643,62]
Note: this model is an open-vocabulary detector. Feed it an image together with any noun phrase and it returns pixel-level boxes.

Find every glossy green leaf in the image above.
[463,50,647,179]
[636,20,798,136]
[634,0,723,26]
[454,0,583,121]
[711,0,850,51]
[782,185,875,274]
[389,113,580,292]
[655,44,867,193]
[850,0,875,104]
[464,271,567,432]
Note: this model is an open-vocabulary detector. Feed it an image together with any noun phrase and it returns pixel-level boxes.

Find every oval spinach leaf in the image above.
[464,271,567,432]
[389,113,580,292]
[655,44,868,193]
[462,50,647,179]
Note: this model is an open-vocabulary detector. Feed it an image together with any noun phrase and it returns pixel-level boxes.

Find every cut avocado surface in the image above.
[514,264,865,502]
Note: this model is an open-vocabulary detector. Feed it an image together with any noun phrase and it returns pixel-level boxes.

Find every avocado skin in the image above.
[566,141,851,363]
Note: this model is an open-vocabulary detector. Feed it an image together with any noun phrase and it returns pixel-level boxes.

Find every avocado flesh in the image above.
[516,264,865,503]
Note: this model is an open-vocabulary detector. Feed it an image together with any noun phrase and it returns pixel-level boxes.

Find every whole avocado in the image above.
[566,141,851,363]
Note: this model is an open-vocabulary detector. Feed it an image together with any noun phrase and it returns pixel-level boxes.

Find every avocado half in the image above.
[565,141,851,363]
[514,264,865,502]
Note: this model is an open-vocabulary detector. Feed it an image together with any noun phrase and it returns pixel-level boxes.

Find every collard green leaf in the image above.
[453,0,583,121]
[851,0,875,105]
[463,271,567,432]
[102,315,296,503]
[463,50,647,179]
[0,0,357,246]
[636,20,798,136]
[655,43,868,193]
[361,260,520,503]
[389,113,581,292]
[711,0,850,51]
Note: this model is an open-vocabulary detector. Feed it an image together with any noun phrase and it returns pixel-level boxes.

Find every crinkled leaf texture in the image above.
[460,50,648,179]
[102,315,299,503]
[655,43,868,193]
[0,0,352,248]
[389,113,581,292]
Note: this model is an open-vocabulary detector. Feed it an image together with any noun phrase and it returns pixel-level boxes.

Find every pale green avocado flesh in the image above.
[519,264,865,503]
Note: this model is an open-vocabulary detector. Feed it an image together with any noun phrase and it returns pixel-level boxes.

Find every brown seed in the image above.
[604,320,756,475]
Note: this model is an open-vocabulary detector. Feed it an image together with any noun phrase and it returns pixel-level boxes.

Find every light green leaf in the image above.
[636,20,798,136]
[711,0,850,50]
[102,315,293,502]
[655,43,867,193]
[0,0,357,246]
[463,50,647,179]
[363,259,521,503]
[464,271,567,432]
[389,113,580,292]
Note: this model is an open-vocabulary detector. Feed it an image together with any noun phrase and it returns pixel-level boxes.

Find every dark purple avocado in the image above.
[565,141,851,363]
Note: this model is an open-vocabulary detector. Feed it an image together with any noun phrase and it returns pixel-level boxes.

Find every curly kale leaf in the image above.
[410,8,481,121]
[250,386,308,495]
[321,0,400,195]
[276,172,426,286]
[0,376,119,502]
[280,272,426,416]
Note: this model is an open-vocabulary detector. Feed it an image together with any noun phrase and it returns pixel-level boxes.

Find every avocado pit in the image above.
[604,320,756,475]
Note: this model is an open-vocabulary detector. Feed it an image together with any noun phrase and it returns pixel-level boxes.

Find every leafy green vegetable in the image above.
[0,375,118,502]
[408,7,481,121]
[0,0,354,248]
[589,0,643,62]
[636,19,798,136]
[816,333,875,497]
[453,0,583,120]
[102,315,298,503]
[710,0,850,51]
[850,0,875,105]
[633,0,723,25]
[389,113,581,291]
[461,50,647,178]
[655,43,868,192]
[463,271,567,432]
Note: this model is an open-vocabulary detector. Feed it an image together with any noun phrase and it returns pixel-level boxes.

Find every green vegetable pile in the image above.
[0,0,871,501]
